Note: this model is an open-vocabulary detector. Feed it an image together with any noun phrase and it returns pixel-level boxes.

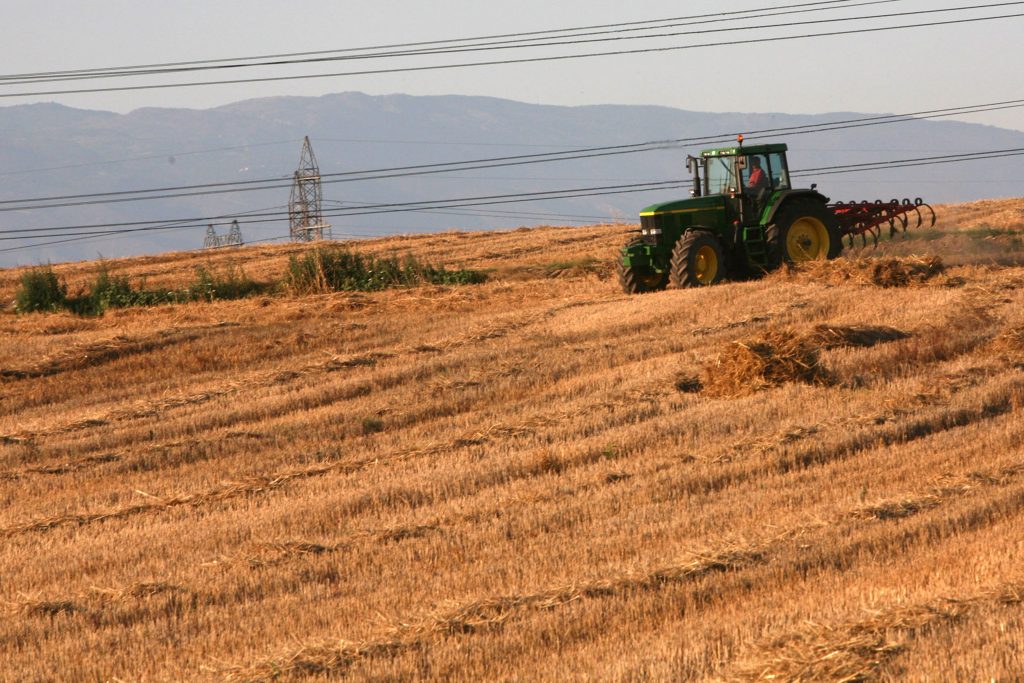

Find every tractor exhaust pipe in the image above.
[687,155,702,197]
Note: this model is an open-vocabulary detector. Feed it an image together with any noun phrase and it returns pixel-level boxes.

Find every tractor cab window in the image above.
[705,155,739,195]
[767,151,790,189]
[740,155,770,194]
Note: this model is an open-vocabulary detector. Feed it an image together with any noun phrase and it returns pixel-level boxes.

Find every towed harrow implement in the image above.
[829,198,936,247]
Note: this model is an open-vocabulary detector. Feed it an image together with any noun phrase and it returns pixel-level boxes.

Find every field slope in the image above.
[2,199,1024,682]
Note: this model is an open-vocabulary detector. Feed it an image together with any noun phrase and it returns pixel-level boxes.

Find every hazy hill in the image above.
[1,91,1022,267]
[1,200,1023,680]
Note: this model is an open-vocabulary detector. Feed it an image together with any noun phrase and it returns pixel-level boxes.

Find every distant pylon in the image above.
[226,220,243,246]
[202,220,243,249]
[289,136,331,242]
[203,224,219,249]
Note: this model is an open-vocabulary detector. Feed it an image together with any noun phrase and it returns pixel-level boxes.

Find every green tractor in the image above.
[618,140,857,293]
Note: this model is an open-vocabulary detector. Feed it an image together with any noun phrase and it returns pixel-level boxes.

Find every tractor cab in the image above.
[692,142,792,226]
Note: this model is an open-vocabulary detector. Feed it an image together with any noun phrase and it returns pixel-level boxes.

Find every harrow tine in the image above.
[828,195,935,250]
[921,202,937,227]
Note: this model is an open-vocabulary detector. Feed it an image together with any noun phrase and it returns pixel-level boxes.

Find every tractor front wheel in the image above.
[670,230,725,288]
[618,238,668,294]
[767,200,842,265]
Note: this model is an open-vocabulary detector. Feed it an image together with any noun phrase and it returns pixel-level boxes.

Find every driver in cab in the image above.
[745,155,769,192]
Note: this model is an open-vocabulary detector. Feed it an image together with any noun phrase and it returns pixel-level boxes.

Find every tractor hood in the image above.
[639,194,726,216]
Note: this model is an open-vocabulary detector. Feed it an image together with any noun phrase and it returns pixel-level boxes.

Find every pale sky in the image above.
[4,0,1024,131]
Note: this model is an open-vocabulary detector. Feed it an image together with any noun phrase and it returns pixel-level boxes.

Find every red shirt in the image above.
[748,167,768,190]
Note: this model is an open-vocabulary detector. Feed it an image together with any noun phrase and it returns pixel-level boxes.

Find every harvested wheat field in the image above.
[2,198,1024,682]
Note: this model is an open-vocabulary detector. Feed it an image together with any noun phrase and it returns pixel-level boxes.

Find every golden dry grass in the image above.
[1,200,1023,682]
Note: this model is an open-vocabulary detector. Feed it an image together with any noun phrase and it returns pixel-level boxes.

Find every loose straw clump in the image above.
[989,325,1024,364]
[701,328,831,398]
[695,324,911,398]
[775,255,946,288]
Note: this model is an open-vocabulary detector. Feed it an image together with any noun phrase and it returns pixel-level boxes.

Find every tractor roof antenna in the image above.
[289,136,332,242]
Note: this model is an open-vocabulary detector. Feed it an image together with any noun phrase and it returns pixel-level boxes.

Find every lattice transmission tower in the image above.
[227,219,243,246]
[289,136,331,242]
[203,220,243,249]
[203,225,218,249]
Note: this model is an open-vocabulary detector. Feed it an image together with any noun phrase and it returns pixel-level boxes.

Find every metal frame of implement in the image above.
[829,198,937,247]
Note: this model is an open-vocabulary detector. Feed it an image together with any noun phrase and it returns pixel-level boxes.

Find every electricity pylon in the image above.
[227,219,243,246]
[289,136,331,242]
[202,220,243,249]
[203,224,219,248]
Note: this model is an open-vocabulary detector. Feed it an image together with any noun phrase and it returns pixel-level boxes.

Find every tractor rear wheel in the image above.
[617,238,668,294]
[767,199,842,265]
[670,230,725,288]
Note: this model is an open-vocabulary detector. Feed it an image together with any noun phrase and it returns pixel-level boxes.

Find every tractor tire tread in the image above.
[670,230,725,288]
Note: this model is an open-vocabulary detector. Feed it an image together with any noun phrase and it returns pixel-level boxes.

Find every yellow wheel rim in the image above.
[694,245,719,285]
[786,217,830,261]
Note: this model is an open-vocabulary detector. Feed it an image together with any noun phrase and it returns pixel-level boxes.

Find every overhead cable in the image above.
[5,146,1024,247]
[2,10,1021,98]
[2,97,1024,213]
[0,0,904,84]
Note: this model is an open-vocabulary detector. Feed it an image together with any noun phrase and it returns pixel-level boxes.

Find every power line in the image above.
[315,137,579,149]
[795,149,1024,176]
[0,140,300,178]
[0,181,687,244]
[0,204,288,254]
[4,1,925,86]
[3,96,1024,213]
[318,148,1024,217]
[5,146,1024,251]
[2,10,1021,98]
[323,200,618,223]
[1,204,627,256]
[0,1,900,84]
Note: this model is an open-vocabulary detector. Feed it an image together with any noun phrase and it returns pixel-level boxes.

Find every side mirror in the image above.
[736,156,748,170]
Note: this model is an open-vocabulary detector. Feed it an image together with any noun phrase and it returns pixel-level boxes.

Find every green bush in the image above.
[87,266,145,312]
[14,249,479,317]
[14,267,67,313]
[61,263,263,315]
[64,264,181,315]
[286,248,485,293]
[189,265,262,302]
